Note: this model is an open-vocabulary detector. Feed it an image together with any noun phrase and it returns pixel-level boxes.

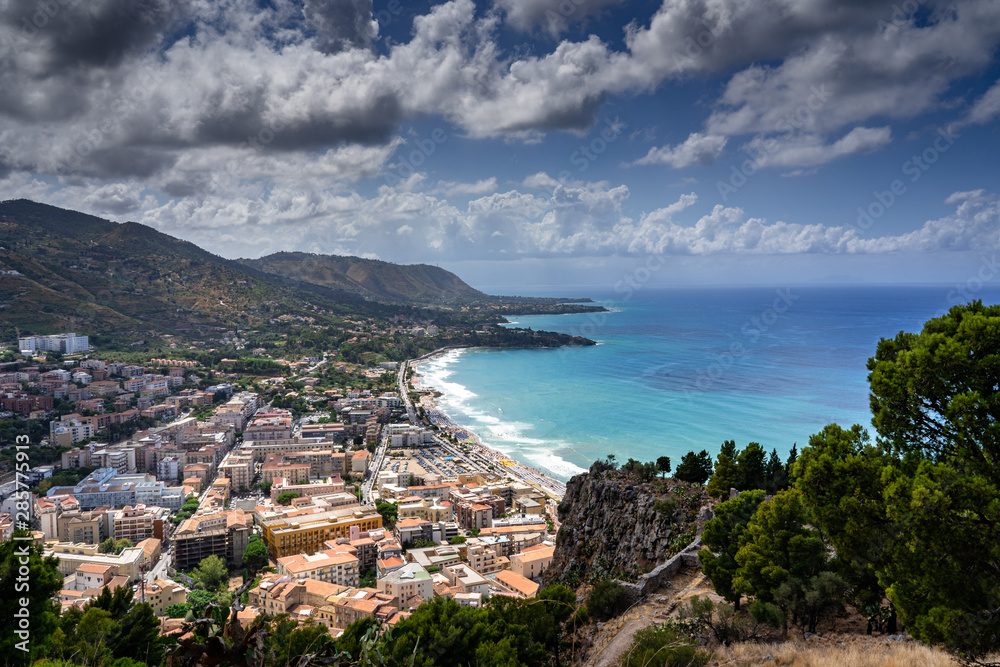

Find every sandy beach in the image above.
[410,349,569,500]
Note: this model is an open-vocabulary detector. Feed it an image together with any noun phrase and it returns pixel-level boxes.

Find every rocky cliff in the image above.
[548,462,712,585]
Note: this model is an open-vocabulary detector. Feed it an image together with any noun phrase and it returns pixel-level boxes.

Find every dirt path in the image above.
[584,570,720,667]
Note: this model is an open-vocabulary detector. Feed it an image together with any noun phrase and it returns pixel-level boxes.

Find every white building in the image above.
[18,333,90,355]
[46,469,185,510]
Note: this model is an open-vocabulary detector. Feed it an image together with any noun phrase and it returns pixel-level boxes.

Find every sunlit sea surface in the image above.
[414,285,1000,482]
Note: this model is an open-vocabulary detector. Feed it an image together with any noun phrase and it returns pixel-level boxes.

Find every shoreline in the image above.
[408,349,570,500]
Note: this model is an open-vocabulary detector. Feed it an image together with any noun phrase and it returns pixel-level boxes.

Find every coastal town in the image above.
[0,332,563,637]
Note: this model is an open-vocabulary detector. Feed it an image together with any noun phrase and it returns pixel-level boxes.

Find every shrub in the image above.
[653,497,677,516]
[679,595,781,645]
[587,579,630,620]
[621,625,710,667]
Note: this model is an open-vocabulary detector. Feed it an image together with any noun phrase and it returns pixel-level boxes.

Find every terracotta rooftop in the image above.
[495,570,540,597]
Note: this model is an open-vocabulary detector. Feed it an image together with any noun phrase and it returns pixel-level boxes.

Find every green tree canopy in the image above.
[190,555,229,592]
[187,588,218,612]
[868,301,1000,480]
[656,456,672,478]
[861,302,1000,659]
[376,501,399,527]
[269,617,330,667]
[706,440,739,499]
[89,584,134,618]
[0,536,63,661]
[674,449,713,485]
[165,603,192,619]
[733,489,841,634]
[764,448,788,494]
[382,588,582,667]
[276,491,302,505]
[242,535,269,575]
[792,423,899,634]
[73,606,115,665]
[735,442,767,492]
[699,489,766,610]
[114,602,165,666]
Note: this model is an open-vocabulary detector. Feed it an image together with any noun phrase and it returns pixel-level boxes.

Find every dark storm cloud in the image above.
[303,0,378,53]
[148,79,405,150]
[1,0,185,71]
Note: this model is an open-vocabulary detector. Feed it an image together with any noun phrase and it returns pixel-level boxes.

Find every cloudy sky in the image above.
[1,0,999,288]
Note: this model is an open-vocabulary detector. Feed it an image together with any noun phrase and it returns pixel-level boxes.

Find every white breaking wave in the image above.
[419,353,588,481]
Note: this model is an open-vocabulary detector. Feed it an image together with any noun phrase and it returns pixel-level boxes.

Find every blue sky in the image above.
[1,0,999,288]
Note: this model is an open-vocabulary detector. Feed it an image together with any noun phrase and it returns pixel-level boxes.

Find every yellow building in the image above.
[262,506,382,559]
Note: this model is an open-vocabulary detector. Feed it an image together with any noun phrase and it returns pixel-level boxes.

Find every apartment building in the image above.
[90,447,134,474]
[495,570,540,599]
[466,543,505,575]
[269,476,346,502]
[35,495,75,540]
[261,506,383,559]
[325,588,400,629]
[112,504,166,543]
[442,563,491,597]
[398,497,454,523]
[300,423,346,441]
[50,411,140,447]
[377,563,433,610]
[57,509,105,545]
[47,469,186,510]
[217,451,254,492]
[261,455,311,486]
[244,410,293,441]
[394,517,431,547]
[156,456,181,482]
[455,502,492,531]
[243,438,348,469]
[277,547,360,587]
[143,578,188,616]
[46,542,145,582]
[0,392,54,415]
[49,418,95,446]
[351,449,369,473]
[249,576,350,626]
[18,333,89,354]
[386,424,433,448]
[172,509,251,571]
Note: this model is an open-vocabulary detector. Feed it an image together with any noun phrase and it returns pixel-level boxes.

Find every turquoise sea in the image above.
[414,285,1000,482]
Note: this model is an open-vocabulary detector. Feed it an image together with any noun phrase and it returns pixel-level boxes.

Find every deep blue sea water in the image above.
[414,285,1000,482]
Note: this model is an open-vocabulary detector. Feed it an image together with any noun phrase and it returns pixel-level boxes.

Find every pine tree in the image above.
[706,440,740,499]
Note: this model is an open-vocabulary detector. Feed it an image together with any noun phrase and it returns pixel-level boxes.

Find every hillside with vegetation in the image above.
[0,200,603,343]
[240,251,605,313]
[0,200,395,340]
[239,251,487,305]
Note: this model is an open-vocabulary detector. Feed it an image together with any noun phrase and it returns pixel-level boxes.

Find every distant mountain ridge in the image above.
[0,200,604,341]
[239,252,487,305]
[0,199,412,338]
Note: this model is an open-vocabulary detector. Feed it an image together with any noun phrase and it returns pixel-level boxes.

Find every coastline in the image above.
[408,348,570,500]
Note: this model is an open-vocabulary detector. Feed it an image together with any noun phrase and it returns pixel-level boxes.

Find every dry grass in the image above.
[710,638,957,667]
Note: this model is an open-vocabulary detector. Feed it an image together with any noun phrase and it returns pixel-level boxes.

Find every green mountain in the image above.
[0,200,604,342]
[239,252,487,305]
[0,200,403,339]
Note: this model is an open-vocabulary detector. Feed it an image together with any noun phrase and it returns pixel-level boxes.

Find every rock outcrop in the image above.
[547,462,712,585]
